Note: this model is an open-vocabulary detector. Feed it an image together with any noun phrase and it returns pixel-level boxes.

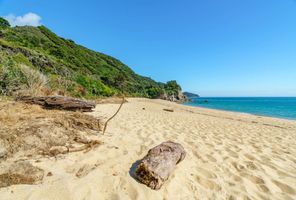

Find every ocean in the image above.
[183,97,296,120]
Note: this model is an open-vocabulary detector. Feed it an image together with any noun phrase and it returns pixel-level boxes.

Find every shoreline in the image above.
[183,97,296,121]
[183,103,296,122]
[1,98,296,199]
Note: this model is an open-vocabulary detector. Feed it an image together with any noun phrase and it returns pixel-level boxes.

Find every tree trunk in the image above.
[17,96,96,112]
[134,141,186,190]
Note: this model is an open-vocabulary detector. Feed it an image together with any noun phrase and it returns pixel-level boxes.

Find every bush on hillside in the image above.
[19,64,48,96]
[146,86,164,99]
[0,17,10,28]
[165,80,181,96]
[0,54,48,96]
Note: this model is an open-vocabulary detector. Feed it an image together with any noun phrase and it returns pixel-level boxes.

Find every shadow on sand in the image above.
[129,160,141,183]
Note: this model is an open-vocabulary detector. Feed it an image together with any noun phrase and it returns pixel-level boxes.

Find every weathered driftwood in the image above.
[17,96,96,112]
[134,141,186,190]
[163,108,174,112]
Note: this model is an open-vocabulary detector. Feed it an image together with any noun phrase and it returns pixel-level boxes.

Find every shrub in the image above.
[75,74,115,97]
[146,86,164,98]
[18,64,48,96]
[0,59,47,96]
[0,17,10,28]
[164,80,181,96]
[12,53,32,66]
[0,58,24,95]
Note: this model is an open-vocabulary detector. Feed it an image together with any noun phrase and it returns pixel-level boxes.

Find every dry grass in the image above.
[0,64,48,97]
[17,64,48,96]
[0,100,102,160]
[0,161,44,188]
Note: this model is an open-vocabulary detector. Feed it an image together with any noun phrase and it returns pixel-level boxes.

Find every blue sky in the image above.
[1,0,296,96]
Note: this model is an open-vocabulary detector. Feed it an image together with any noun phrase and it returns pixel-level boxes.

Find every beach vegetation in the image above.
[0,24,182,98]
[0,17,10,28]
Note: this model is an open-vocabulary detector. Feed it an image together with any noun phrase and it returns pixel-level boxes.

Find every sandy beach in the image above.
[1,98,296,200]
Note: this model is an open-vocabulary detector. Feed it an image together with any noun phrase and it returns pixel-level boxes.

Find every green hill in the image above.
[183,92,199,98]
[0,17,182,99]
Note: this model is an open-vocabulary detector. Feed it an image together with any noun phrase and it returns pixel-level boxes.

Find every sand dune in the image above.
[1,98,296,200]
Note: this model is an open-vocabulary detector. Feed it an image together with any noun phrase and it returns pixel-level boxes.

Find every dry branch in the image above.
[48,139,101,156]
[102,96,125,134]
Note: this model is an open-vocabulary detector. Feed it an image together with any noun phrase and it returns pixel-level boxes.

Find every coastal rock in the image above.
[177,91,187,102]
[134,141,186,190]
[0,161,44,188]
[160,90,188,103]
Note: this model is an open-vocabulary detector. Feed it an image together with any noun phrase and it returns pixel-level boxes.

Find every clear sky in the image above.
[1,0,296,97]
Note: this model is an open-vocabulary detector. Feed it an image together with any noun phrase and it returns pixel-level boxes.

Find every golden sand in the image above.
[1,98,296,200]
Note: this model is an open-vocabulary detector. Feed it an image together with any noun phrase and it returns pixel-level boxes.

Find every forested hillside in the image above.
[0,17,182,99]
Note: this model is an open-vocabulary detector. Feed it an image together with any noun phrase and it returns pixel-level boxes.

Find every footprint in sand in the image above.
[194,175,221,191]
[232,174,242,182]
[206,154,217,162]
[244,153,256,161]
[231,162,245,172]
[196,167,217,179]
[272,180,296,195]
[241,173,265,185]
[258,184,270,193]
[244,161,258,170]
[226,149,239,158]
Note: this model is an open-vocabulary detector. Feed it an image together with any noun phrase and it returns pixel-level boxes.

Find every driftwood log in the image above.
[134,141,186,190]
[163,108,174,112]
[17,96,96,112]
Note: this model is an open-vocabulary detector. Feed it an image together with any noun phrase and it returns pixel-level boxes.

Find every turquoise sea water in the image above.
[184,97,296,120]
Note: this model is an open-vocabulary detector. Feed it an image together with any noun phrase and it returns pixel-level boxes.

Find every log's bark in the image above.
[134,141,186,190]
[17,96,96,112]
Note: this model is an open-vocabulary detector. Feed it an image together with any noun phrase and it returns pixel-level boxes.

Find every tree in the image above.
[165,80,181,96]
[146,86,163,98]
[114,73,126,93]
[0,17,10,28]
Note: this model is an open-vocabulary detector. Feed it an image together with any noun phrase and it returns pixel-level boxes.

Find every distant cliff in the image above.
[183,92,200,98]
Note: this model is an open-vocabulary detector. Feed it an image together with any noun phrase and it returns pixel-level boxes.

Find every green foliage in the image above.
[0,25,182,98]
[12,53,32,66]
[75,74,115,97]
[146,87,164,99]
[0,17,10,28]
[165,80,181,96]
[0,57,27,95]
